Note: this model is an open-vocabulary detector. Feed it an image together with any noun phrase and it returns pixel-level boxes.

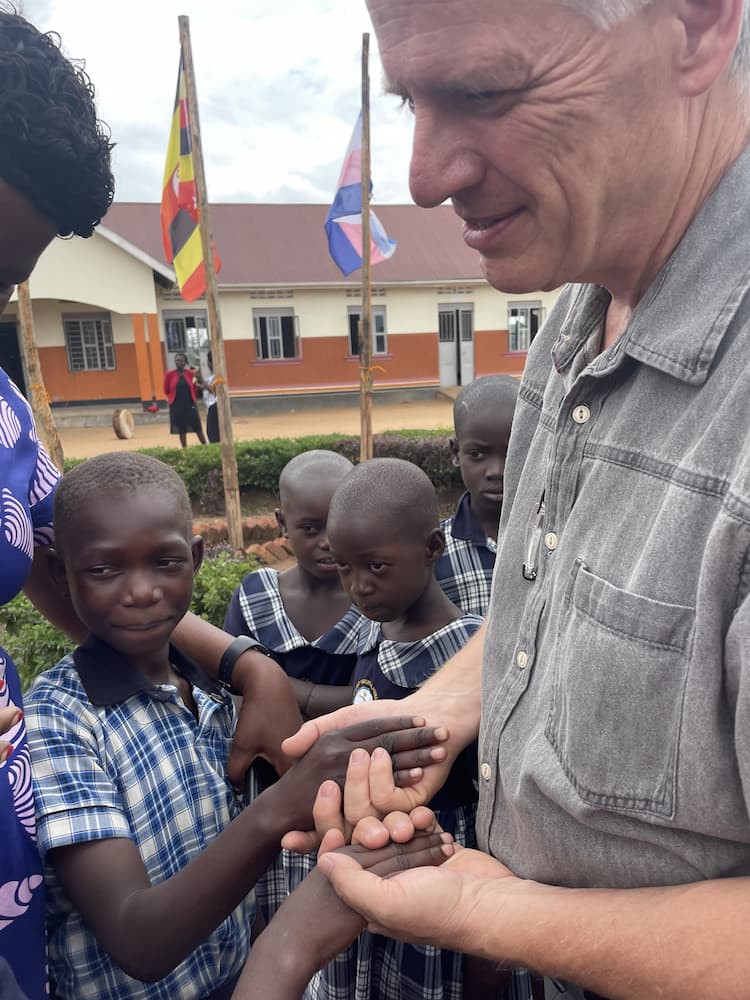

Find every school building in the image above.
[2,202,560,411]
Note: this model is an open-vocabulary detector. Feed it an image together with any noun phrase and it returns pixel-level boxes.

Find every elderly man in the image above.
[285,0,750,997]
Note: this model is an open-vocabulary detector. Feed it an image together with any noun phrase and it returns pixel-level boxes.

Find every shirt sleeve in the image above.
[25,676,133,856]
[223,585,249,636]
[28,441,60,547]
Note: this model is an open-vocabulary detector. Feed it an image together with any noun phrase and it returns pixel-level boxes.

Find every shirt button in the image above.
[516,650,528,669]
[572,404,591,424]
[545,532,558,551]
[481,762,492,781]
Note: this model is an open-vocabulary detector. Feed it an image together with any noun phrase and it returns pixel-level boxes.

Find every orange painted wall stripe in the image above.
[146,313,166,400]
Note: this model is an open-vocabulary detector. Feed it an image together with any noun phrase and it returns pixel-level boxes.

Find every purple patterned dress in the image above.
[0,366,59,999]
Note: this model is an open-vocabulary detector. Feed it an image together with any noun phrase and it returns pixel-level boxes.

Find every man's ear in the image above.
[47,547,69,593]
[673,0,744,97]
[276,508,288,537]
[426,528,445,564]
[191,535,204,575]
[449,438,461,469]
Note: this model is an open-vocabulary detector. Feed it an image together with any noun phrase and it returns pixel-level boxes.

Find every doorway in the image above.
[438,305,474,387]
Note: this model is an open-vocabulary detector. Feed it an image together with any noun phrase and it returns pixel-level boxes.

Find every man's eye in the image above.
[158,558,183,569]
[335,562,350,572]
[369,562,386,573]
[88,565,117,577]
[468,451,485,460]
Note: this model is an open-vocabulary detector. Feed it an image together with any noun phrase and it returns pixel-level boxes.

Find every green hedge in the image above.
[1,549,260,691]
[63,430,462,504]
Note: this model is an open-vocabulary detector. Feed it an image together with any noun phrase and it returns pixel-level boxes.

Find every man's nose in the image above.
[409,109,484,209]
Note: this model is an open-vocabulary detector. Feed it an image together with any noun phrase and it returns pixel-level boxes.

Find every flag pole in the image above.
[17,281,64,472]
[178,15,244,553]
[359,33,373,462]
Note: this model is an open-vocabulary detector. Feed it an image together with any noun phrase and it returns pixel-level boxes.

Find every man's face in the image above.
[370,0,680,294]
[0,179,57,314]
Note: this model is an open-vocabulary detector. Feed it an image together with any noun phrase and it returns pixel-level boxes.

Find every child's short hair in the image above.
[54,452,192,549]
[278,449,353,498]
[329,458,439,538]
[453,375,519,435]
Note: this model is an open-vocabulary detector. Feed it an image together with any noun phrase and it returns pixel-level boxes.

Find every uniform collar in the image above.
[72,634,227,707]
[552,142,750,386]
[450,492,489,545]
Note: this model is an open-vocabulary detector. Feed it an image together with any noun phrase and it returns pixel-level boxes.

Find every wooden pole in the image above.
[359,33,373,462]
[17,281,64,472]
[178,15,244,553]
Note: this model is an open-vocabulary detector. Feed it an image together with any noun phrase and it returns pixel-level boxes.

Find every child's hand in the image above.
[231,827,454,1000]
[228,653,303,788]
[268,716,448,838]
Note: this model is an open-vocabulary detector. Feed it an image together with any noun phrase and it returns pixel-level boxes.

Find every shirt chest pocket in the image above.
[544,559,694,819]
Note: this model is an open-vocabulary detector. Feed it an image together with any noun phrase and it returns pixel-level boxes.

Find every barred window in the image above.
[63,315,116,371]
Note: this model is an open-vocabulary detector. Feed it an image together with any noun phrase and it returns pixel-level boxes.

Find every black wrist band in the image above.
[217,635,271,692]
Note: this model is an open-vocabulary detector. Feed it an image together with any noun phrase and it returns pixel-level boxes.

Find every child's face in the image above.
[329,514,440,623]
[277,478,342,581]
[451,404,513,525]
[56,490,202,659]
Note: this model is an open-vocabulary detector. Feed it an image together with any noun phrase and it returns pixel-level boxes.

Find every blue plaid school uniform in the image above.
[224,567,364,922]
[435,492,497,616]
[308,615,482,1000]
[0,368,59,1000]
[25,638,252,1000]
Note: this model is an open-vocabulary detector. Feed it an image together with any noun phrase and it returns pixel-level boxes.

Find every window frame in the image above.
[507,300,543,353]
[347,305,388,357]
[252,308,300,362]
[63,313,116,372]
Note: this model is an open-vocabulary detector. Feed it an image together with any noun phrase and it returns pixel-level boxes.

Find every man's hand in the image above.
[318,842,517,953]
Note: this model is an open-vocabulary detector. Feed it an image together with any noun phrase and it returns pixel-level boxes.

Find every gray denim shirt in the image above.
[477,142,750,891]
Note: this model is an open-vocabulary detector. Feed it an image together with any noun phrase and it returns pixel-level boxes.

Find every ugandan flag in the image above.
[160,55,220,301]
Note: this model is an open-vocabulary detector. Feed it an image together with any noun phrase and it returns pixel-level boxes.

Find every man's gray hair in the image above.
[563,1,750,101]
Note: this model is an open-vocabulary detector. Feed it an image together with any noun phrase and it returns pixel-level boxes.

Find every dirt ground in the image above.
[59,397,455,460]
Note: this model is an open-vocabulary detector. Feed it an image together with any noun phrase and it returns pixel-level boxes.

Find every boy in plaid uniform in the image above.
[308,458,483,1000]
[436,375,519,616]
[224,449,364,925]
[25,453,441,1000]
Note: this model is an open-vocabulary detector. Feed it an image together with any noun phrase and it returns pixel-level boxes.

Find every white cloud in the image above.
[24,0,415,204]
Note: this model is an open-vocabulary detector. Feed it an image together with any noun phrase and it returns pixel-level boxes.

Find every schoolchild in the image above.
[224,449,364,924]
[436,374,519,616]
[24,452,443,1000]
[310,457,483,1000]
[224,449,362,719]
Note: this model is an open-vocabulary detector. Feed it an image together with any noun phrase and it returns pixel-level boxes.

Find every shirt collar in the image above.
[552,142,750,386]
[450,492,489,545]
[73,634,227,708]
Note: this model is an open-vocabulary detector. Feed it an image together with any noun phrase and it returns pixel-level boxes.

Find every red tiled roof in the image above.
[103,202,487,286]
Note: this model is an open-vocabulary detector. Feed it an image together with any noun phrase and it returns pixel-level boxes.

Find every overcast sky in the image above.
[22,0,415,206]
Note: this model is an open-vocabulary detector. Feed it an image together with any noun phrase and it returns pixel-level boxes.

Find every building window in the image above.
[508,301,543,352]
[253,309,299,360]
[163,311,209,370]
[63,315,116,371]
[348,306,388,356]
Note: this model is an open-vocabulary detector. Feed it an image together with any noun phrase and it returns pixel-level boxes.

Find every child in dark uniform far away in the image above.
[223,449,364,926]
[24,452,449,1000]
[304,457,488,1000]
[436,374,520,616]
